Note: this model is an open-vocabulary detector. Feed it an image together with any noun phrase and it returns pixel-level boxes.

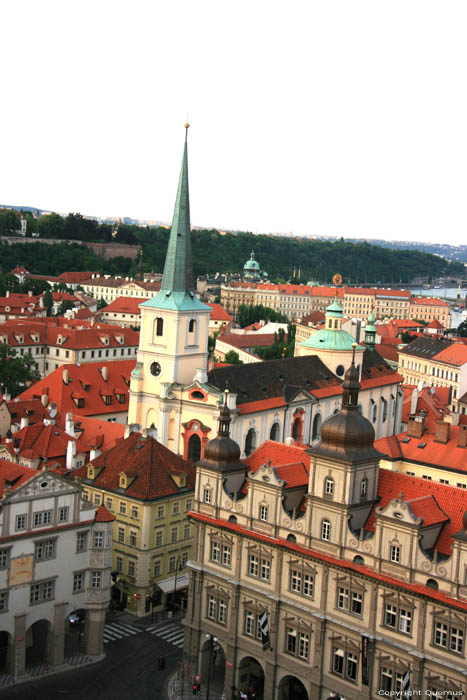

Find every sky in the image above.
[1,1,466,246]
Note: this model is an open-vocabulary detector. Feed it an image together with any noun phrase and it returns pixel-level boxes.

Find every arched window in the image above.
[321,519,331,541]
[353,555,364,565]
[269,423,280,441]
[245,428,256,456]
[189,319,196,332]
[324,477,334,497]
[228,515,237,524]
[360,478,368,498]
[372,404,377,424]
[155,317,163,337]
[287,534,296,543]
[188,434,201,462]
[426,578,438,590]
[382,398,388,423]
[312,413,321,441]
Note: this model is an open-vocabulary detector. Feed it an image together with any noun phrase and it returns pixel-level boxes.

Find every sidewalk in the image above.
[0,653,105,689]
[168,675,226,700]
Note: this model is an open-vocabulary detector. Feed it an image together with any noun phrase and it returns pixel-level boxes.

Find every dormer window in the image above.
[119,474,127,489]
[74,397,84,408]
[101,394,112,405]
[87,466,95,479]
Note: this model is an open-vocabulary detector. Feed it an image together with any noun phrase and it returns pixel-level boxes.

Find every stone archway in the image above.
[0,631,11,674]
[278,675,309,700]
[26,619,51,668]
[64,609,86,658]
[200,637,226,697]
[237,656,265,700]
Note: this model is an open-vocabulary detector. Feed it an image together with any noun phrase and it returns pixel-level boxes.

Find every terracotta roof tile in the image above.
[94,505,115,522]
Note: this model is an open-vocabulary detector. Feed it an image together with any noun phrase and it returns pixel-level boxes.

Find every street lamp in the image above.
[205,633,217,700]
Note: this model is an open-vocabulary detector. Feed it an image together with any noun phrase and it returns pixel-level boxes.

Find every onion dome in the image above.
[309,345,381,462]
[244,251,260,271]
[198,391,244,472]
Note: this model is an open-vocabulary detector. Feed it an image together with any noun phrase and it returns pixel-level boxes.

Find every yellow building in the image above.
[74,430,196,616]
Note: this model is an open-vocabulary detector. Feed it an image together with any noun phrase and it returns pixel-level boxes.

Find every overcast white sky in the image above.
[1,1,466,246]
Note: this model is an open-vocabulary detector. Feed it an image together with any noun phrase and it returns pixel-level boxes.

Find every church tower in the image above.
[128,125,212,438]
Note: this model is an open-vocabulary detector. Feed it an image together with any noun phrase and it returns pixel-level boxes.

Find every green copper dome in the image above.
[366,310,377,333]
[326,297,344,318]
[301,328,363,351]
[244,251,260,271]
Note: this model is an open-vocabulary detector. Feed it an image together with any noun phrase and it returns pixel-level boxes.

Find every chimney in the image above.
[20,417,28,430]
[141,428,148,439]
[3,392,11,402]
[63,368,69,384]
[28,290,33,297]
[90,447,101,460]
[458,425,467,449]
[41,393,49,407]
[65,412,74,437]
[124,425,131,439]
[5,290,9,298]
[66,440,76,469]
[434,420,450,444]
[407,413,425,439]
[410,389,419,416]
[101,366,108,382]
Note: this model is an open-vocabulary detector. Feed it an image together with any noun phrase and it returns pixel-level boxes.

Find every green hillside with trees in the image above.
[1,208,464,283]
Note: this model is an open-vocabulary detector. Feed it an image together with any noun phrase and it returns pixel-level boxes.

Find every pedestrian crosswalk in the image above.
[103,621,141,644]
[147,621,184,648]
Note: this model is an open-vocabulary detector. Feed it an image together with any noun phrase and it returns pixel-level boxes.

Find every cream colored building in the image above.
[184,372,467,700]
[80,277,160,305]
[398,337,467,411]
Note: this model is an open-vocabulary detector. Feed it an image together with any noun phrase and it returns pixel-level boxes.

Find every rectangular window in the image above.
[30,580,55,604]
[337,587,349,610]
[33,511,52,527]
[58,507,69,522]
[155,529,163,547]
[298,632,310,659]
[290,569,301,592]
[244,611,254,636]
[185,499,192,512]
[35,539,56,561]
[303,573,314,597]
[168,555,176,573]
[170,526,178,544]
[93,531,104,548]
[117,527,125,544]
[218,599,227,624]
[93,493,101,505]
[119,501,127,515]
[203,488,212,504]
[286,628,296,654]
[0,592,8,611]
[77,532,88,552]
[211,541,221,562]
[259,505,268,521]
[248,554,259,577]
[183,523,191,540]
[0,549,9,569]
[129,531,137,547]
[156,504,165,519]
[172,501,180,515]
[390,545,400,563]
[128,560,136,577]
[207,595,217,620]
[116,556,123,573]
[222,545,231,567]
[105,497,113,510]
[91,571,102,588]
[153,558,161,577]
[73,572,84,593]
[131,505,139,519]
[351,591,363,615]
[399,608,412,634]
[182,551,189,567]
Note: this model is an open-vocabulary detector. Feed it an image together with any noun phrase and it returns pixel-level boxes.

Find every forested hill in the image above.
[0,217,464,283]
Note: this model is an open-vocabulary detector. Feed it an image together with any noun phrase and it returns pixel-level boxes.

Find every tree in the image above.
[43,290,53,316]
[0,210,21,235]
[36,212,65,239]
[223,350,243,365]
[0,344,41,398]
[97,298,108,309]
[401,331,417,344]
[57,300,76,316]
[457,319,467,338]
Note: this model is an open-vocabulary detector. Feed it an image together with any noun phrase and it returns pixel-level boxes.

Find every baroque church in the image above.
[128,128,403,460]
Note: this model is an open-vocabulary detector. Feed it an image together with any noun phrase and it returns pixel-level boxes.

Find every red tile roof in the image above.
[6,398,48,426]
[0,459,40,497]
[73,432,196,501]
[218,333,281,349]
[410,297,449,307]
[405,495,449,527]
[0,318,139,349]
[427,318,445,329]
[19,360,135,417]
[207,303,233,322]
[237,397,287,414]
[94,505,115,522]
[432,343,467,366]
[376,425,467,474]
[101,297,148,314]
[401,385,451,428]
[244,441,310,485]
[368,471,467,555]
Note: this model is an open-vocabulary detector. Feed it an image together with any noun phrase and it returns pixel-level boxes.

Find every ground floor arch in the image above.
[278,675,309,700]
[237,656,265,700]
[0,631,11,673]
[200,636,226,696]
[26,619,51,668]
[64,609,86,657]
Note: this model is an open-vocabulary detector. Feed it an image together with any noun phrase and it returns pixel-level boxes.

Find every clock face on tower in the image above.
[150,362,162,377]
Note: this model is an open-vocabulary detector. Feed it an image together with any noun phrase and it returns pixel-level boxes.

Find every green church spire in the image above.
[142,125,208,312]
[160,124,193,294]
